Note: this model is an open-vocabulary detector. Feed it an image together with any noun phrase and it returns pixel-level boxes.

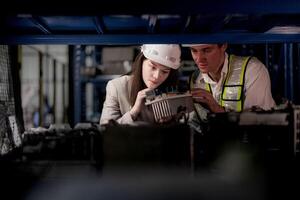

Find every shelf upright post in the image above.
[73,45,83,124]
[284,43,294,101]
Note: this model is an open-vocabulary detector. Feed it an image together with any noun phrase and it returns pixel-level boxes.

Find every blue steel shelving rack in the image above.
[2,0,300,124]
[72,45,121,125]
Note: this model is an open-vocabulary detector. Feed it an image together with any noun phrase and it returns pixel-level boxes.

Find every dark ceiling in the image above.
[2,0,300,44]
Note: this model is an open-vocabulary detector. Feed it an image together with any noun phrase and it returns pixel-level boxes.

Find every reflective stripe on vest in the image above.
[221,55,251,111]
[189,54,251,112]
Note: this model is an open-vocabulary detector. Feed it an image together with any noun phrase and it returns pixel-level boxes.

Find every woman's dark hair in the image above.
[129,52,179,106]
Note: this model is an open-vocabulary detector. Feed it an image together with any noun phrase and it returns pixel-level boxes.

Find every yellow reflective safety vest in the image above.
[190,54,251,112]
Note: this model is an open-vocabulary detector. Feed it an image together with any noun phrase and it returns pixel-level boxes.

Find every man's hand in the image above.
[191,88,225,113]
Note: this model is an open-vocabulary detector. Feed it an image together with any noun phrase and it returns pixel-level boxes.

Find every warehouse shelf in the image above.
[2,0,300,124]
[1,0,300,44]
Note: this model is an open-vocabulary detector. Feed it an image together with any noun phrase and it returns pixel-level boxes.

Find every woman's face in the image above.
[142,59,171,89]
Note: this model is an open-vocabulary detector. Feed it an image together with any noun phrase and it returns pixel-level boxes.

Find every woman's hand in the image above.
[191,88,225,113]
[129,88,152,120]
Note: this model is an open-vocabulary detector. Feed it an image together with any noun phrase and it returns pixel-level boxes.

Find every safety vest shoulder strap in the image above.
[189,69,200,89]
[189,69,212,93]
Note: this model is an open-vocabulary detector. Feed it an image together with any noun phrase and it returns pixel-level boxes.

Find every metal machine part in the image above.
[293,106,300,155]
[191,105,300,165]
[145,91,194,122]
[237,105,300,156]
[22,123,102,161]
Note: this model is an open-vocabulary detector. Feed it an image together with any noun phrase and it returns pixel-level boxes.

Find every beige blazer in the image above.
[100,75,155,125]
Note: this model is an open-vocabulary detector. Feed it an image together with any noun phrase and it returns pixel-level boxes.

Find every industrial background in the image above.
[1,0,300,199]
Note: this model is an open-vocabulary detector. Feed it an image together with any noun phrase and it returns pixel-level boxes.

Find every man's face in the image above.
[190,44,227,74]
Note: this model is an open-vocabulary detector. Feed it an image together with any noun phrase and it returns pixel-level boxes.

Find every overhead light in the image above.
[266,26,300,34]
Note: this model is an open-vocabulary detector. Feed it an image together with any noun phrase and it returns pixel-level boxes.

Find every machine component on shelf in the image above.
[145,90,194,122]
[22,123,102,161]
[17,104,300,173]
[0,102,23,155]
[238,105,300,156]
[293,107,300,155]
[192,105,300,168]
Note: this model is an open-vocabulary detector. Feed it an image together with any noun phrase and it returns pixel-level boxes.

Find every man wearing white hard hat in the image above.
[100,44,181,125]
[183,43,275,113]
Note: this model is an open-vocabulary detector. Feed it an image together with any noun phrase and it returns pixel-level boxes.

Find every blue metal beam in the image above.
[147,15,157,33]
[181,16,192,33]
[93,17,105,34]
[30,16,51,34]
[3,33,300,44]
[4,0,300,15]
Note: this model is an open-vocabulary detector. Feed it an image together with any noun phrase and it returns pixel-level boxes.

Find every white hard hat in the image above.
[141,44,181,69]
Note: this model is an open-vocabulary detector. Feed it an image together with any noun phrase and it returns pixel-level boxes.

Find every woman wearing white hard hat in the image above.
[100,44,181,125]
